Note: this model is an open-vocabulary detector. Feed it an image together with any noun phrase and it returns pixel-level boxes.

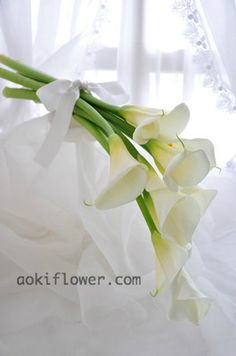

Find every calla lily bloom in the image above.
[150,188,216,247]
[119,105,164,126]
[120,103,190,145]
[163,148,211,191]
[151,231,189,293]
[148,138,216,172]
[147,138,216,191]
[95,134,148,209]
[169,269,212,324]
[133,117,161,145]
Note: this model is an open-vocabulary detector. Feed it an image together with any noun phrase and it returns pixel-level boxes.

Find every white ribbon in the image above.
[35,79,128,167]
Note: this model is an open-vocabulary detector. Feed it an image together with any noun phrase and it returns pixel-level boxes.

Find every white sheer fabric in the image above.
[117,0,236,165]
[1,0,236,164]
[1,1,236,355]
[0,117,236,355]
[0,0,108,131]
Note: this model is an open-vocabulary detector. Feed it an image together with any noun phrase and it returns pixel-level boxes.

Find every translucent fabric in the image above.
[0,117,235,355]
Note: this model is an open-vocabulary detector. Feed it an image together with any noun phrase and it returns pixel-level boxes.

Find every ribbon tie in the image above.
[35,79,128,167]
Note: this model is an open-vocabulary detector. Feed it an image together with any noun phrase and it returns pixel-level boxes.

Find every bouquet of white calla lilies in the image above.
[0,54,217,325]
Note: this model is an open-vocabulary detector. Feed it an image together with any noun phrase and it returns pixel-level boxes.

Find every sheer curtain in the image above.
[1,0,236,164]
[0,0,108,130]
[117,0,236,165]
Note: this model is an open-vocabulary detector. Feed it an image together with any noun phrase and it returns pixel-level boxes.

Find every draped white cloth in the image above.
[1,1,236,355]
[0,117,236,355]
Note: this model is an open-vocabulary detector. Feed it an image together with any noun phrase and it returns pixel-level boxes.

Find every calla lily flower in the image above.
[150,188,216,247]
[181,138,216,169]
[151,231,189,293]
[163,148,211,191]
[147,138,216,191]
[169,269,212,324]
[95,134,148,209]
[148,138,216,172]
[119,105,164,126]
[120,103,190,145]
[143,162,216,246]
[133,117,161,145]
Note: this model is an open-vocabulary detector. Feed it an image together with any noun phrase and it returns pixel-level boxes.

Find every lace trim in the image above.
[173,0,236,112]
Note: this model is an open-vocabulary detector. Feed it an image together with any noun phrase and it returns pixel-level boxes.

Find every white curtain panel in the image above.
[117,0,236,164]
[0,0,108,131]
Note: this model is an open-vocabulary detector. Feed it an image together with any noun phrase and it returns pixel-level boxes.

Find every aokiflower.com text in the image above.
[16,273,142,287]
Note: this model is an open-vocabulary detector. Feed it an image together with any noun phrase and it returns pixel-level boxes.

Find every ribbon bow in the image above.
[35,79,128,167]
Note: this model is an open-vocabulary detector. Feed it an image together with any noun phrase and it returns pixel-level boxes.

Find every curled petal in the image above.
[147,140,180,172]
[151,190,201,246]
[152,232,189,292]
[163,149,210,191]
[95,135,148,209]
[169,269,212,324]
[158,103,190,142]
[131,103,190,144]
[144,162,164,192]
[120,105,163,126]
[133,118,160,144]
[184,138,216,168]
[183,187,217,214]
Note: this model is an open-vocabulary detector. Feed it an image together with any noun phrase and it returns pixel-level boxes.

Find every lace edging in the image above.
[173,0,236,112]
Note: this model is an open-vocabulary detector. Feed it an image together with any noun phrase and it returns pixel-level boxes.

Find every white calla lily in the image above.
[152,231,189,293]
[133,117,160,145]
[132,103,190,145]
[95,134,148,209]
[163,148,211,191]
[182,138,216,168]
[169,269,212,324]
[119,105,163,126]
[147,140,181,173]
[151,189,201,246]
[157,103,190,143]
[147,138,216,180]
[149,187,216,247]
[182,187,217,215]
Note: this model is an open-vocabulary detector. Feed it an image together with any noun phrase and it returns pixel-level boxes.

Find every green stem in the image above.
[2,87,110,151]
[80,90,121,115]
[136,195,157,234]
[2,86,114,137]
[0,68,44,90]
[73,115,109,153]
[76,98,114,137]
[1,64,158,236]
[96,108,134,137]
[0,54,56,83]
[0,55,124,117]
[3,87,40,102]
